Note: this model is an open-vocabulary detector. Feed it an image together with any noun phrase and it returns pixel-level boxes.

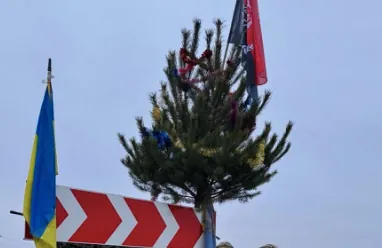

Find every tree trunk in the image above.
[194,187,213,209]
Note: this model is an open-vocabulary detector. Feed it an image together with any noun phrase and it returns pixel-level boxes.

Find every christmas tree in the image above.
[57,18,289,248]
[118,19,293,209]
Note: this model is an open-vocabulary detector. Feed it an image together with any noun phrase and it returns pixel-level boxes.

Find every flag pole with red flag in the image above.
[227,0,268,103]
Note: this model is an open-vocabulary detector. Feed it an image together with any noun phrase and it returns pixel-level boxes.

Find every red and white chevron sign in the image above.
[24,185,204,247]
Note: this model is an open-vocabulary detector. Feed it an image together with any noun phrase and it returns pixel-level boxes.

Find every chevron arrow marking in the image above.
[24,185,206,248]
[69,189,122,244]
[153,202,180,247]
[56,186,86,242]
[168,204,203,247]
[123,198,166,247]
[105,194,137,246]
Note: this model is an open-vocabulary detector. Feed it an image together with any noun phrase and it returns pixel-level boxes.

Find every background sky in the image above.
[1,0,381,247]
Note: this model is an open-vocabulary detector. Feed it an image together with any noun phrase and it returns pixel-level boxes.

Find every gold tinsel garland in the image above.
[174,139,184,149]
[174,139,217,157]
[199,147,217,157]
[246,140,265,167]
[152,106,161,122]
[174,138,265,165]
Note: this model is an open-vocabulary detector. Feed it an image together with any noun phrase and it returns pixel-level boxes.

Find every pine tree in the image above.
[118,19,293,209]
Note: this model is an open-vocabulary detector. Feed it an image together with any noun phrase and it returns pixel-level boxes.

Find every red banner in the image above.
[246,0,267,85]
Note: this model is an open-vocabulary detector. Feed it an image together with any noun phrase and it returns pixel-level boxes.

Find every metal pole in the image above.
[9,210,23,216]
[222,42,230,70]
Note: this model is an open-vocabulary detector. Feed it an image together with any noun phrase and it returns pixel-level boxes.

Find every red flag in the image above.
[245,0,267,85]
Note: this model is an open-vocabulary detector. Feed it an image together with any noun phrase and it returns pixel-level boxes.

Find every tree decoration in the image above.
[247,139,265,167]
[140,127,172,150]
[152,105,161,122]
[118,19,293,211]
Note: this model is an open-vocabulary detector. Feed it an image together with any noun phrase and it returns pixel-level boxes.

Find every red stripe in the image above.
[123,199,166,247]
[246,0,267,85]
[167,205,202,247]
[69,189,122,244]
[56,197,68,228]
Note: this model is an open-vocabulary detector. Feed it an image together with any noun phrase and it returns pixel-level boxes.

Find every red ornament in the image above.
[179,48,213,67]
[200,49,213,59]
[178,64,195,77]
[180,48,198,65]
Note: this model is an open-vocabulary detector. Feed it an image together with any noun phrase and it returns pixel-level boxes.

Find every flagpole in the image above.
[222,42,230,69]
[47,58,52,84]
[223,0,242,69]
[223,0,237,68]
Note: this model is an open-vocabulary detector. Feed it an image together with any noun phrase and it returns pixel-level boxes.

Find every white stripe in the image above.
[105,194,137,245]
[56,185,87,242]
[153,202,179,247]
[193,209,204,248]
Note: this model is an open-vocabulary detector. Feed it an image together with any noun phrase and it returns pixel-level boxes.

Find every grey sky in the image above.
[1,0,381,247]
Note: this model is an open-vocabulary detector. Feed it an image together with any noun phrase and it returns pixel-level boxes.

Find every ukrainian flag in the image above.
[23,61,57,248]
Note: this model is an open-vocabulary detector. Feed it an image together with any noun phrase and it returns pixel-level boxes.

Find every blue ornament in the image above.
[142,127,172,150]
[173,68,179,77]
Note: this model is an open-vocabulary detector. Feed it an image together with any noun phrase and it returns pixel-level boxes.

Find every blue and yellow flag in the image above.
[23,59,57,248]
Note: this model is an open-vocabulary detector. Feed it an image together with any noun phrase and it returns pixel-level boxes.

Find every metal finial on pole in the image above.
[47,58,52,83]
[43,58,54,86]
[47,58,52,72]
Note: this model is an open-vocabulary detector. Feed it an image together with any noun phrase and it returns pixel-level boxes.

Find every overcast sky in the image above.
[1,0,382,247]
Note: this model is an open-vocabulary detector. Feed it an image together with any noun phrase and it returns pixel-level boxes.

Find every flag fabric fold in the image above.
[228,0,267,102]
[23,80,57,248]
